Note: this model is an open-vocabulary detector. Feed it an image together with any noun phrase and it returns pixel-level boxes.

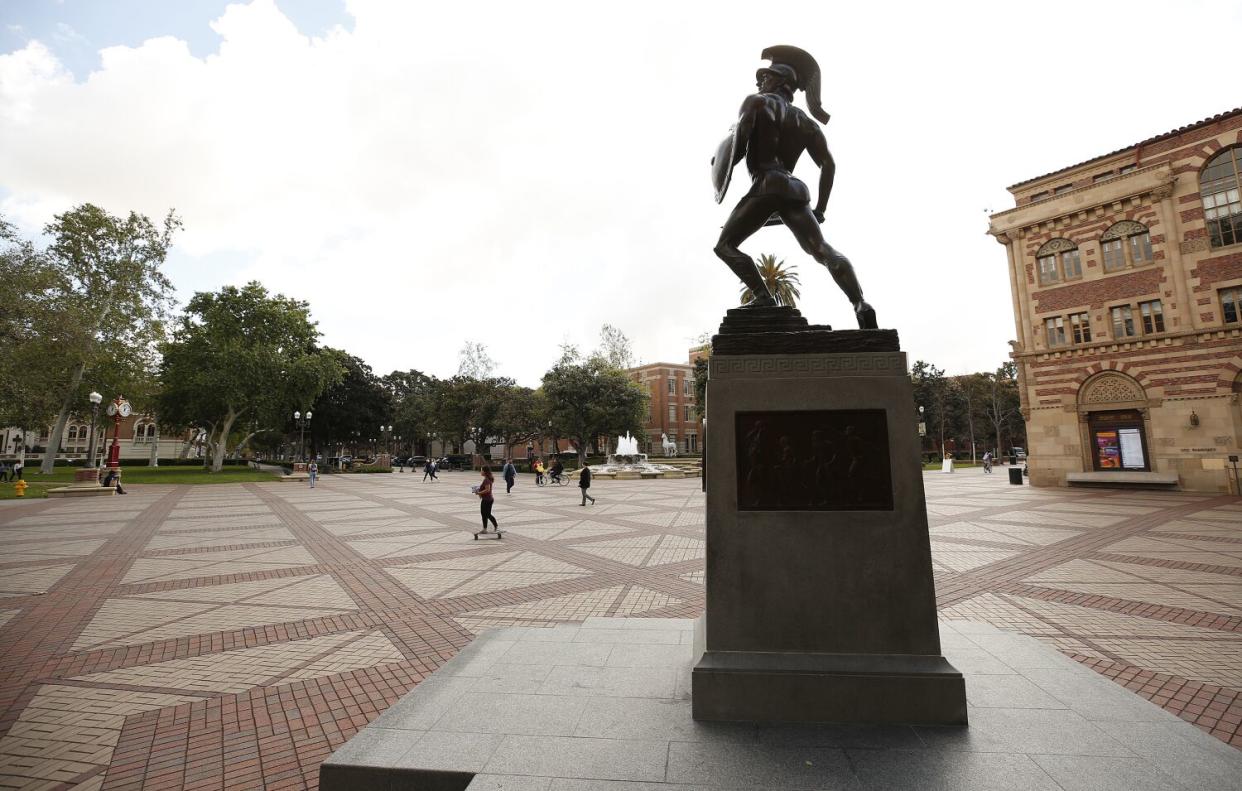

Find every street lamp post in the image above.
[104,395,132,479]
[87,391,103,469]
[294,410,312,462]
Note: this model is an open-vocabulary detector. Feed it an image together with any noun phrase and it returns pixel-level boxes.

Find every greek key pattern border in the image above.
[711,352,907,379]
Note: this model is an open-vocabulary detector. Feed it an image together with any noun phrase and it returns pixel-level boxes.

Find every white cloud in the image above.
[1,0,1238,385]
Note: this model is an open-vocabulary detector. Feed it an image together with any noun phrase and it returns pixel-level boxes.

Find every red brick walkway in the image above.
[0,470,1237,789]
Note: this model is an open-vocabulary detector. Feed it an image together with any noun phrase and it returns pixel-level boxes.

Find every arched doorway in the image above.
[1078,372,1151,472]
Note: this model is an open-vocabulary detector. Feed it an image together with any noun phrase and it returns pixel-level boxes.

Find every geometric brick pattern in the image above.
[0,469,1237,789]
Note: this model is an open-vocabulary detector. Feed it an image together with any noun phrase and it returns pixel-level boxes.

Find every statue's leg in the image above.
[781,206,877,328]
[715,197,780,306]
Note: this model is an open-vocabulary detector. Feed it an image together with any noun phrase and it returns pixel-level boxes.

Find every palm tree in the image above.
[740,254,801,308]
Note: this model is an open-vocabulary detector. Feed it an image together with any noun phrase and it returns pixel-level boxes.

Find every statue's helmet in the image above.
[755,63,799,88]
[759,45,830,124]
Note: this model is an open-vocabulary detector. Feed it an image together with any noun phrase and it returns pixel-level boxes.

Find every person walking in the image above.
[13,459,23,480]
[476,465,499,533]
[579,463,596,506]
[502,458,517,494]
[0,461,8,482]
[423,458,436,482]
[534,457,545,486]
[308,460,319,488]
[982,451,993,474]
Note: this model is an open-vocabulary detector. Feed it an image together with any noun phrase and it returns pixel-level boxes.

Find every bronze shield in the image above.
[711,126,736,204]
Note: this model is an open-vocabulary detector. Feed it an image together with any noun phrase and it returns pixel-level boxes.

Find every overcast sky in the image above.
[2,0,1238,387]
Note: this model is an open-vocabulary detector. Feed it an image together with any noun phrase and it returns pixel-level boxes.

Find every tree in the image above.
[15,205,181,473]
[692,355,709,420]
[457,341,496,379]
[981,362,1024,457]
[954,375,991,464]
[910,360,950,457]
[157,282,343,471]
[739,254,801,308]
[595,324,634,370]
[542,355,648,465]
[494,386,547,457]
[385,369,436,455]
[0,219,67,447]
[308,352,394,458]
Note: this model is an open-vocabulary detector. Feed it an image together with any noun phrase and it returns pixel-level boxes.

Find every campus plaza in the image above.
[0,468,1238,789]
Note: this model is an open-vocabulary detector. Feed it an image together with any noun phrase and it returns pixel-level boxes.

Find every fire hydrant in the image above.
[14,480,28,497]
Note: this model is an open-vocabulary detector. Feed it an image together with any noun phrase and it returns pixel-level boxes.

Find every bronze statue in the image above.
[712,46,877,329]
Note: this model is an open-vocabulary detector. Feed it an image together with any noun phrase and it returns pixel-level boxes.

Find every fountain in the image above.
[600,432,681,478]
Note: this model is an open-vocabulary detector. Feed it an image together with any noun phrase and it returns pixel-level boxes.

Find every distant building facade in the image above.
[988,108,1242,492]
[627,355,700,455]
[2,415,187,463]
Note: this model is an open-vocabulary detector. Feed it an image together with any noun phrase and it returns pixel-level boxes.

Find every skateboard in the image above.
[473,529,504,540]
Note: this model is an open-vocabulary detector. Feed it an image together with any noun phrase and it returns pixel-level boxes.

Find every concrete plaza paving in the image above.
[0,469,1237,789]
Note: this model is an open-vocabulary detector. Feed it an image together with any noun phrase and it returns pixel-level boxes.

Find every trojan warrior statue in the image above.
[712,45,877,329]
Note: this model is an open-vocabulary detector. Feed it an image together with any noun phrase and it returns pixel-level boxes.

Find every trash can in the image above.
[1008,467,1023,485]
[1008,455,1017,466]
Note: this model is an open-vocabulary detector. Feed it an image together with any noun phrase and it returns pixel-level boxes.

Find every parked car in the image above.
[1010,447,1027,461]
[436,454,472,471]
[409,455,428,467]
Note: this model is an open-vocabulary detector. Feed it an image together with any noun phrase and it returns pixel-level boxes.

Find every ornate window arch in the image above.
[1200,146,1242,248]
[1078,371,1146,407]
[1035,238,1081,284]
[1100,221,1152,272]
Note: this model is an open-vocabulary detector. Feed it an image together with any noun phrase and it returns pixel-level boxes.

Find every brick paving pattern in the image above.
[0,469,1237,789]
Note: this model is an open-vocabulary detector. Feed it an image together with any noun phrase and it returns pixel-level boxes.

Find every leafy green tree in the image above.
[157,282,343,471]
[385,369,436,455]
[0,219,66,452]
[740,254,801,308]
[542,353,648,465]
[9,205,180,473]
[494,386,547,457]
[692,355,709,420]
[308,351,394,458]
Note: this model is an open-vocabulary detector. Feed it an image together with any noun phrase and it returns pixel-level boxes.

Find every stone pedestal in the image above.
[691,306,966,726]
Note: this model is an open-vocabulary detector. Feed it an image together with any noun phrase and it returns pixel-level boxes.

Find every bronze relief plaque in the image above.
[735,410,893,511]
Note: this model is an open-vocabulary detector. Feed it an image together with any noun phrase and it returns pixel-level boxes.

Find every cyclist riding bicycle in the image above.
[549,459,564,484]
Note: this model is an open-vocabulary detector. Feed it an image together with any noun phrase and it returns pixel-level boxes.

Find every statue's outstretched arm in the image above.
[806,125,835,221]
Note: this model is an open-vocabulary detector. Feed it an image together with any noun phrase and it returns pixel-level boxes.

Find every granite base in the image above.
[319,617,1242,791]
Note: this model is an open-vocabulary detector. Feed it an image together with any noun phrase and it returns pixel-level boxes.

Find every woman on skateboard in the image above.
[476,465,499,535]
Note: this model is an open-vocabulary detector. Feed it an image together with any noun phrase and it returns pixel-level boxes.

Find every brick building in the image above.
[2,415,187,464]
[627,354,701,455]
[988,108,1242,492]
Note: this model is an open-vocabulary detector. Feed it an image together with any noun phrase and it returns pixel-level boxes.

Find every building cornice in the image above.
[988,165,1174,240]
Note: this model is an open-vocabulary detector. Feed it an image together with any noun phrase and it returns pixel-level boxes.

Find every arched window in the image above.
[1201,147,1242,248]
[68,426,78,441]
[146,424,156,439]
[1100,221,1152,273]
[1035,238,1082,285]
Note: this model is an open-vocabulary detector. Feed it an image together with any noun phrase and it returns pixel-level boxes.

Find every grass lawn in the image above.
[0,465,282,500]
